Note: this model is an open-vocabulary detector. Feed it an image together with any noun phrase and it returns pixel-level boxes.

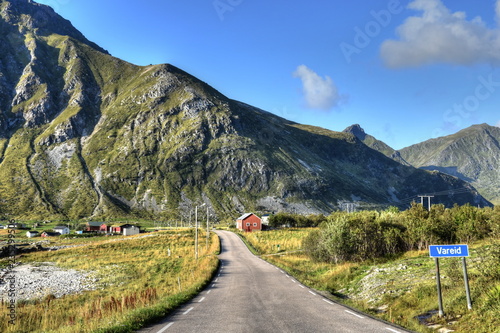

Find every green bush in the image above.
[303,211,406,263]
[304,204,497,264]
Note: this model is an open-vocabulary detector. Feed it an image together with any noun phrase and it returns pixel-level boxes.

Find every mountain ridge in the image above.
[343,124,411,166]
[345,123,500,205]
[399,123,500,205]
[0,0,491,220]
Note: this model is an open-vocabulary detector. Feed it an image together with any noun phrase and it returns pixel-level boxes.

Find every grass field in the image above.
[240,229,500,333]
[0,228,219,333]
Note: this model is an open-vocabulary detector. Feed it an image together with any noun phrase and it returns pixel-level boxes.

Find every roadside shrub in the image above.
[303,212,406,263]
[304,204,497,265]
[451,204,491,243]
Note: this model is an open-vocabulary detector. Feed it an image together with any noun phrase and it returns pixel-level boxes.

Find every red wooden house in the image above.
[86,222,107,233]
[109,224,124,233]
[236,213,262,232]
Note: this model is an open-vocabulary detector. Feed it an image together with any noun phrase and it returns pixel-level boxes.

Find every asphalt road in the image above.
[137,230,413,333]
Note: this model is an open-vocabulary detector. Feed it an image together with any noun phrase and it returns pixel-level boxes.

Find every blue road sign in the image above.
[429,244,469,257]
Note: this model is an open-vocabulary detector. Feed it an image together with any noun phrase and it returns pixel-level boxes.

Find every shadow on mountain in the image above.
[420,166,475,183]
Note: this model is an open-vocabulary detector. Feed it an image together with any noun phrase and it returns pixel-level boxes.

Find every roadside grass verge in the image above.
[239,229,499,333]
[0,229,220,333]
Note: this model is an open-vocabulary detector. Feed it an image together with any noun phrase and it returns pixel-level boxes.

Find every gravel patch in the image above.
[0,262,99,301]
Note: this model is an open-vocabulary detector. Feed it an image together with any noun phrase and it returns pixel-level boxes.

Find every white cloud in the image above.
[496,1,500,23]
[380,0,500,68]
[293,65,345,110]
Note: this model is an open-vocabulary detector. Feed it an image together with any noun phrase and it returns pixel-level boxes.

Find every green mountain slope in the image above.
[0,0,491,220]
[399,123,500,205]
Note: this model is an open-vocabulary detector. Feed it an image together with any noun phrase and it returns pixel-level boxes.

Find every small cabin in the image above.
[41,231,59,237]
[86,222,107,233]
[26,231,40,238]
[236,213,262,232]
[123,225,140,236]
[53,226,70,235]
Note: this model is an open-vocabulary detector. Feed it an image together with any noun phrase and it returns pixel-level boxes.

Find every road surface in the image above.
[138,230,412,333]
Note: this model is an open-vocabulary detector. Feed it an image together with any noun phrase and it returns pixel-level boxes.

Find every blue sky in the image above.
[36,0,500,149]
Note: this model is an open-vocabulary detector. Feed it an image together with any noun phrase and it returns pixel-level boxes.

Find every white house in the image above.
[53,226,70,235]
[26,231,39,238]
[123,225,140,236]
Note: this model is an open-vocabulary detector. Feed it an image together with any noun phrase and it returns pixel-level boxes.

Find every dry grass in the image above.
[241,228,312,254]
[0,229,219,332]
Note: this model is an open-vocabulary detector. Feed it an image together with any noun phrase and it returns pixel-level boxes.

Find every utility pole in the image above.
[195,203,205,260]
[206,206,209,250]
[195,207,198,260]
[418,195,434,211]
[341,202,354,213]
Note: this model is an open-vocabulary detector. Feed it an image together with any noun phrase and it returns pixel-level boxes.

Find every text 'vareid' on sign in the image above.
[429,244,469,258]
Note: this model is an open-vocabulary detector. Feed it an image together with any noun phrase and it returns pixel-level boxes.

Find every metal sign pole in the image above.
[435,257,444,317]
[462,257,472,310]
[430,244,471,316]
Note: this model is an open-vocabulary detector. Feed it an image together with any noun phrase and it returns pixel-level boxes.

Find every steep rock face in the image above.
[0,0,491,220]
[399,124,500,205]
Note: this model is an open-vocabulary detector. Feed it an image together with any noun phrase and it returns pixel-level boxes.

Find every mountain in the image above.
[399,124,500,205]
[0,0,490,220]
[345,123,500,205]
[343,124,410,166]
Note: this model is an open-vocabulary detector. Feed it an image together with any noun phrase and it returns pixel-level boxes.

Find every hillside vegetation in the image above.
[0,0,492,221]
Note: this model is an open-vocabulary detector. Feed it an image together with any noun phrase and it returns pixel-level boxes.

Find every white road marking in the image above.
[309,291,317,296]
[211,284,215,288]
[385,328,401,333]
[215,278,219,282]
[207,290,211,294]
[198,297,205,303]
[345,310,364,319]
[291,279,296,283]
[322,299,334,305]
[157,322,174,333]
[299,285,305,289]
[183,307,194,315]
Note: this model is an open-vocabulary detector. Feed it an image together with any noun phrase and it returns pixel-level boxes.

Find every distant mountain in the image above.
[346,123,500,205]
[399,124,500,205]
[343,125,411,166]
[0,0,490,220]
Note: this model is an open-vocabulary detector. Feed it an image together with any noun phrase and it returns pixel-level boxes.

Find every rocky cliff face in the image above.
[0,0,491,220]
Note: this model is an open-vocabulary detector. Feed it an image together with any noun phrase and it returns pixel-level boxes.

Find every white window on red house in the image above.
[253,223,258,227]
[246,223,250,226]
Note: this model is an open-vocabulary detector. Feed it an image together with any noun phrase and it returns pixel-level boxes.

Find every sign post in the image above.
[429,244,471,317]
[462,257,472,310]
[434,257,444,317]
